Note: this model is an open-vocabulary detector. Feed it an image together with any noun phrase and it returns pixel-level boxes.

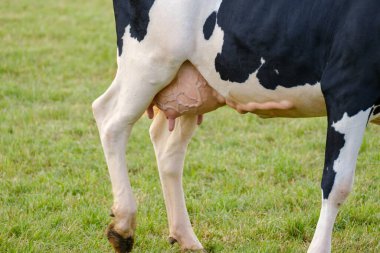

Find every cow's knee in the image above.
[321,172,353,206]
[329,180,353,206]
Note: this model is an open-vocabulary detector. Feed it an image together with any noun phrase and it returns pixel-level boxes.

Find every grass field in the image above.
[0,1,379,252]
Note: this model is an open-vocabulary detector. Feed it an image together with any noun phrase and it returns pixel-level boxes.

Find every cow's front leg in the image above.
[92,57,180,253]
[308,108,371,253]
[149,110,204,251]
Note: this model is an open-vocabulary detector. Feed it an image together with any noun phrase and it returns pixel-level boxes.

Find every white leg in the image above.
[149,111,204,251]
[308,109,371,253]
[93,57,180,252]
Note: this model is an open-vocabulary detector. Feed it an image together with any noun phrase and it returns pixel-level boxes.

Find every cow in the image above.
[92,0,380,252]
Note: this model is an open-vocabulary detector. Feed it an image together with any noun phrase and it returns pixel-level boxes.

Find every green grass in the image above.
[0,1,379,252]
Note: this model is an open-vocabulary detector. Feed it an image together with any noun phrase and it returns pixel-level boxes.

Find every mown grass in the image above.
[0,1,379,252]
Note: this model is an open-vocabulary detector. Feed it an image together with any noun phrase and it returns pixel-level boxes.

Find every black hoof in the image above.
[107,224,134,253]
[109,209,115,217]
[168,236,178,245]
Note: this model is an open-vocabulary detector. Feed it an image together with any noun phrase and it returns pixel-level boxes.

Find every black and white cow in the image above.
[92,0,380,252]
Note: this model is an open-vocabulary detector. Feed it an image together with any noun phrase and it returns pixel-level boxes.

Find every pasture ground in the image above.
[0,1,379,252]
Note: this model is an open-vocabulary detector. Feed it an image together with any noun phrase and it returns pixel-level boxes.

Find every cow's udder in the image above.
[152,61,225,131]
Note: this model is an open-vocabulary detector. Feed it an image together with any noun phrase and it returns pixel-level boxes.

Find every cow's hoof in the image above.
[106,224,134,253]
[167,235,205,252]
[182,249,207,253]
[168,236,178,245]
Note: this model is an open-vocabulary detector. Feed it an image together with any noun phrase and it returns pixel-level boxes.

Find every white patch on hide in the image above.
[331,109,372,174]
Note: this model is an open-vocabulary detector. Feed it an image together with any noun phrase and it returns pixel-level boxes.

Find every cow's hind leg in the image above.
[308,105,372,253]
[149,110,204,251]
[92,58,180,252]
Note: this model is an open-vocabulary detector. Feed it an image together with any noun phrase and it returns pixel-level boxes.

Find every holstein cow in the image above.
[92,0,380,252]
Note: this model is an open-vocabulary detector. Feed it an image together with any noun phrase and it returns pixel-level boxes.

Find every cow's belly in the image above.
[220,79,326,118]
[208,67,326,118]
